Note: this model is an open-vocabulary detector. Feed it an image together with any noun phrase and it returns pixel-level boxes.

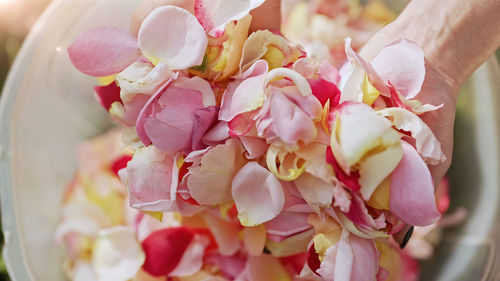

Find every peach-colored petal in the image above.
[187,139,246,205]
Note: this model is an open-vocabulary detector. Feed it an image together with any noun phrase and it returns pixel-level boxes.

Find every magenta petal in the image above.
[308,77,341,107]
[390,141,441,226]
[192,106,219,151]
[68,26,141,77]
[94,82,122,110]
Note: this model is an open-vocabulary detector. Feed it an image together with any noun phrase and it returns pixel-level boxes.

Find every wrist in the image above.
[387,0,500,89]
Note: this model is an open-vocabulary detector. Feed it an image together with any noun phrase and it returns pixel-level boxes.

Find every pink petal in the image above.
[349,235,379,281]
[124,146,178,211]
[371,39,425,99]
[138,6,207,69]
[219,60,268,122]
[240,254,291,281]
[187,139,246,205]
[192,106,219,151]
[243,225,267,256]
[68,26,141,77]
[345,194,386,230]
[269,91,318,145]
[203,121,230,145]
[390,141,441,226]
[318,60,341,85]
[195,0,265,37]
[239,136,269,159]
[94,82,122,110]
[111,93,151,126]
[264,211,311,240]
[232,162,285,226]
[143,87,204,154]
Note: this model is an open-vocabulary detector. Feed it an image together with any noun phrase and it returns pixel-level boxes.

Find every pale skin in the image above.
[130,0,500,240]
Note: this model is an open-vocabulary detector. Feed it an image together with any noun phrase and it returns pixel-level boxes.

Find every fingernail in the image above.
[400,226,414,249]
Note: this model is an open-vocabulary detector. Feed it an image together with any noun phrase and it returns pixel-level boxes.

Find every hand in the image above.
[130,0,281,37]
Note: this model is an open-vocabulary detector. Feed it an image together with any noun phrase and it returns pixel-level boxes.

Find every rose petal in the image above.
[116,61,173,103]
[232,162,285,226]
[349,234,379,281]
[358,144,403,200]
[192,106,219,151]
[202,213,241,256]
[169,234,210,277]
[371,39,425,99]
[294,173,335,213]
[219,60,268,122]
[377,107,446,164]
[92,226,145,281]
[187,139,246,205]
[390,141,441,226]
[68,26,141,77]
[141,228,194,277]
[330,102,401,172]
[243,225,267,256]
[125,146,178,212]
[195,0,265,37]
[138,6,207,69]
[94,82,122,110]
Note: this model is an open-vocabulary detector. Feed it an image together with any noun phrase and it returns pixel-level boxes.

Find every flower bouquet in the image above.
[59,0,447,280]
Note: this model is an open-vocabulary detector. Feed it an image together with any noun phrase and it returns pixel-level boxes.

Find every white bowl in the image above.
[1,0,499,280]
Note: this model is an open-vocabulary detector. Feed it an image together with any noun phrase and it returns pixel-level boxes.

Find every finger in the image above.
[249,0,281,33]
[392,225,414,249]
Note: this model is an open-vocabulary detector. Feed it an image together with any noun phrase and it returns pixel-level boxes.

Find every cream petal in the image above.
[138,6,207,69]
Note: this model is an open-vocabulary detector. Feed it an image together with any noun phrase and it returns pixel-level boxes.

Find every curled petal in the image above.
[241,30,303,71]
[266,145,306,181]
[195,0,265,37]
[232,162,285,226]
[390,141,441,226]
[92,226,145,281]
[371,39,425,99]
[266,68,312,96]
[68,26,141,77]
[116,61,173,103]
[138,6,207,69]
[377,107,446,164]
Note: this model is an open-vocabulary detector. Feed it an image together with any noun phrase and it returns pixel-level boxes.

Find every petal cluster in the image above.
[62,2,448,281]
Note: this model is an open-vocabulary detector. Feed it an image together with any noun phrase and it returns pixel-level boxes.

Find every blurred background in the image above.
[0,0,498,280]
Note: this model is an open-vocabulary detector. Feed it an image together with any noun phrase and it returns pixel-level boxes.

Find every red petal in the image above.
[308,78,341,107]
[326,146,360,192]
[94,82,122,110]
[110,154,132,176]
[141,228,194,277]
[306,243,321,276]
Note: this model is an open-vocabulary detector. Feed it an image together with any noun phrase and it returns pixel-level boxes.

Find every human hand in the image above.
[130,0,281,37]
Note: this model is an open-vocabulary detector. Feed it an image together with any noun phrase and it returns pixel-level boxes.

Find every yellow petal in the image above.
[362,74,380,106]
[366,176,391,210]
